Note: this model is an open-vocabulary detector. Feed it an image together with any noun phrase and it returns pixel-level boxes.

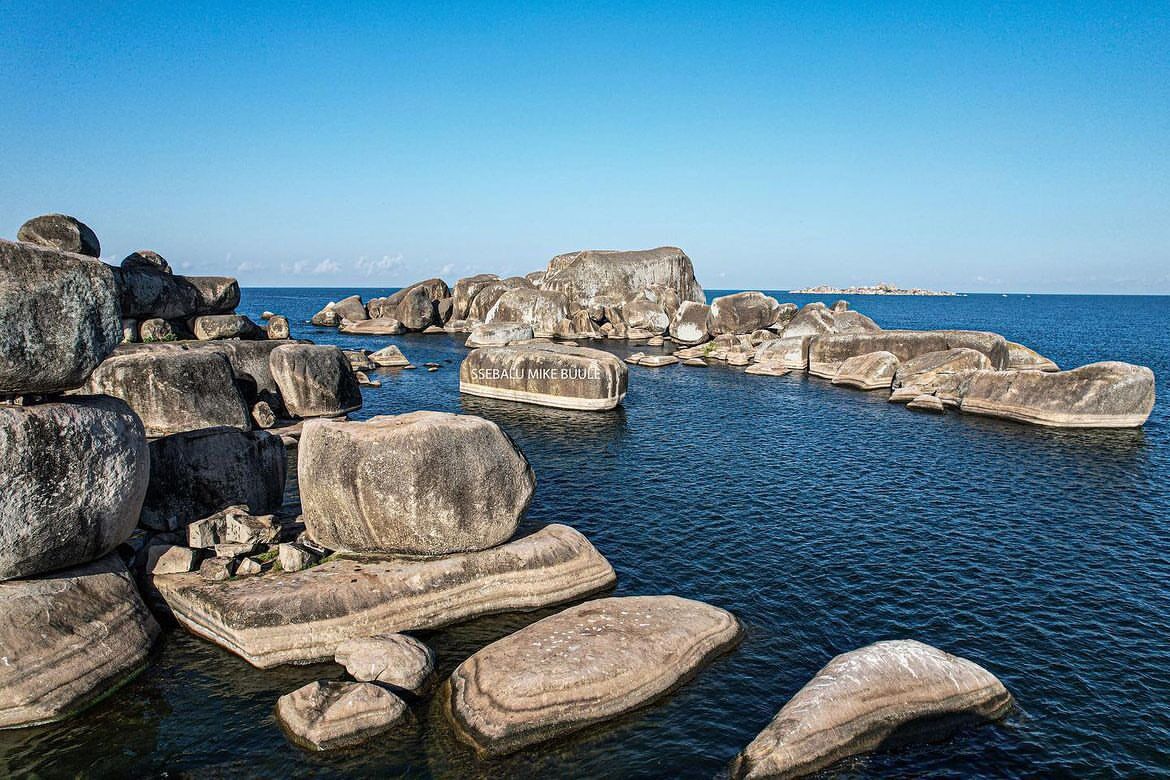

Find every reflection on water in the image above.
[459,394,629,447]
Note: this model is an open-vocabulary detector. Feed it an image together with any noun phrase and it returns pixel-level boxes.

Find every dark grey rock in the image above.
[269,344,363,418]
[16,214,100,257]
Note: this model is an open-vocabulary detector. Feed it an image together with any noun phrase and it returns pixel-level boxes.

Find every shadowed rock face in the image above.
[16,213,101,257]
[298,412,535,555]
[276,681,407,751]
[808,330,1009,378]
[446,595,742,756]
[831,350,900,391]
[541,247,706,309]
[331,295,368,322]
[187,276,241,315]
[959,361,1155,428]
[140,427,286,531]
[121,249,171,274]
[486,288,570,337]
[0,553,159,729]
[1007,341,1060,372]
[889,348,993,402]
[707,292,784,336]
[114,265,199,319]
[452,274,500,319]
[465,322,534,348]
[153,523,616,668]
[78,347,250,436]
[730,640,1011,780]
[460,342,629,411]
[394,285,436,330]
[269,344,363,418]
[467,278,531,322]
[0,239,121,395]
[0,397,148,580]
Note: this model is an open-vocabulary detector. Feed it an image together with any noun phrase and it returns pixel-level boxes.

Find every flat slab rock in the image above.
[0,553,159,728]
[730,640,1012,779]
[277,680,407,751]
[460,342,628,411]
[446,594,741,756]
[153,524,616,668]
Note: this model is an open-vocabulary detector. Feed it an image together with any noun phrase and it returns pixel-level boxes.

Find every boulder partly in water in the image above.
[460,342,628,411]
[277,680,407,751]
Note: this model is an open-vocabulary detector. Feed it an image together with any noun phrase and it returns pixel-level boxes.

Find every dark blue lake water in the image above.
[3,289,1167,778]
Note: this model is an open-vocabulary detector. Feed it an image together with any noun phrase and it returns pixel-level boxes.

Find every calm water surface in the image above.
[2,290,1168,778]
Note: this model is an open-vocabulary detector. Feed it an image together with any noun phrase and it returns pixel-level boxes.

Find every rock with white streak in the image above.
[668,301,712,346]
[706,292,784,336]
[487,288,571,338]
[370,344,411,367]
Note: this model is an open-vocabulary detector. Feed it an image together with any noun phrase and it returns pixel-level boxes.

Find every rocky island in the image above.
[790,282,958,296]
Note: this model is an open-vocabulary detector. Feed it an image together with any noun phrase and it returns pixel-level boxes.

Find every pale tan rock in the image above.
[907,394,946,413]
[831,350,899,391]
[707,291,784,335]
[1006,341,1060,372]
[888,348,993,403]
[683,358,708,367]
[465,322,535,348]
[639,354,679,367]
[447,595,741,755]
[744,362,790,376]
[277,681,407,751]
[335,634,434,693]
[370,344,410,367]
[148,544,199,575]
[460,342,628,411]
[668,300,711,345]
[278,542,319,572]
[541,247,705,308]
[752,337,811,370]
[808,330,1008,379]
[486,288,570,337]
[339,317,405,335]
[730,640,1011,779]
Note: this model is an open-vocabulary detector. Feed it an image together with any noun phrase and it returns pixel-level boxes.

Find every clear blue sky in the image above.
[2,2,1167,293]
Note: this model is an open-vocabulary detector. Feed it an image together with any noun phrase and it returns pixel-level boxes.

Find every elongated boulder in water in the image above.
[465,322,534,348]
[1007,341,1059,372]
[0,553,159,729]
[269,344,363,418]
[370,344,410,367]
[831,351,899,390]
[958,361,1155,428]
[16,213,101,257]
[453,273,500,319]
[542,247,705,308]
[277,680,407,751]
[78,347,250,436]
[0,397,148,580]
[0,239,121,395]
[339,317,405,335]
[486,288,570,337]
[154,523,615,668]
[335,634,434,693]
[888,348,992,403]
[299,412,534,555]
[707,292,784,336]
[730,640,1011,779]
[460,342,628,411]
[140,427,286,531]
[447,595,741,756]
[808,330,1009,379]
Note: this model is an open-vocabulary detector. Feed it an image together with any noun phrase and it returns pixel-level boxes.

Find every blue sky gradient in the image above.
[2,2,1167,292]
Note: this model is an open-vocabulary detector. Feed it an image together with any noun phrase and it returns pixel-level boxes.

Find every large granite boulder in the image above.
[269,344,363,418]
[298,412,535,555]
[541,247,705,308]
[959,362,1156,428]
[452,273,500,319]
[0,397,148,580]
[808,330,1009,379]
[385,278,450,308]
[751,336,811,370]
[193,314,261,340]
[467,278,531,321]
[465,322,534,348]
[622,297,670,335]
[276,681,407,751]
[339,317,406,335]
[486,288,570,337]
[115,265,199,320]
[0,239,122,395]
[447,595,741,755]
[188,276,241,315]
[331,295,368,322]
[78,347,250,436]
[394,284,437,330]
[460,342,629,411]
[669,301,713,345]
[888,348,993,402]
[16,213,101,257]
[335,634,434,693]
[121,249,171,274]
[154,523,616,667]
[140,427,286,531]
[706,292,783,336]
[831,350,900,391]
[780,303,880,340]
[1007,341,1059,372]
[0,553,159,728]
[730,640,1011,779]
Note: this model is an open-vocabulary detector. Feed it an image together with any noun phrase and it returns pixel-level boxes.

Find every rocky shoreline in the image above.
[0,213,1157,776]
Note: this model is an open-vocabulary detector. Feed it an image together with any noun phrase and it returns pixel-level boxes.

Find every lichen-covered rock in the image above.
[277,681,408,751]
[298,412,534,555]
[831,351,900,391]
[0,397,148,580]
[808,330,1009,379]
[269,344,363,418]
[0,553,159,728]
[154,523,616,668]
[668,301,712,345]
[486,288,571,337]
[447,595,741,755]
[959,362,1155,428]
[541,247,705,308]
[707,292,784,336]
[460,342,628,411]
[335,634,434,693]
[193,314,261,340]
[465,322,535,348]
[140,427,286,531]
[730,640,1011,779]
[266,315,290,340]
[0,239,121,395]
[1007,341,1059,372]
[339,317,406,335]
[888,348,993,403]
[16,213,100,257]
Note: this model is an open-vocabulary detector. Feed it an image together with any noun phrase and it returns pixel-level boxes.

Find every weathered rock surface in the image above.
[623,298,670,334]
[460,342,628,411]
[888,348,993,402]
[140,427,286,531]
[745,362,790,376]
[466,322,535,348]
[154,524,616,668]
[808,330,1009,379]
[959,362,1156,428]
[907,394,946,413]
[0,397,148,580]
[186,504,280,548]
[193,314,261,340]
[269,344,363,418]
[780,303,880,340]
[394,285,436,330]
[0,553,159,729]
[541,247,705,308]
[467,278,530,321]
[339,317,406,335]
[1007,341,1060,372]
[707,292,784,336]
[730,640,1012,779]
[266,315,290,340]
[16,214,101,257]
[0,239,122,395]
[447,595,741,756]
[299,412,534,555]
[139,318,179,342]
[453,274,500,319]
[831,351,900,391]
[486,288,570,338]
[114,266,199,320]
[311,303,340,327]
[278,542,320,572]
[277,681,407,751]
[370,344,410,367]
[188,276,241,315]
[331,295,368,322]
[148,544,200,575]
[753,337,812,370]
[335,634,434,693]
[121,249,171,274]
[637,354,678,367]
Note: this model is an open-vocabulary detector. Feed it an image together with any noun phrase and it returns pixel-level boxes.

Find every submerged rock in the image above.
[808,330,1009,379]
[831,351,900,391]
[486,288,570,338]
[0,553,159,729]
[1006,341,1060,372]
[269,344,363,418]
[541,246,705,308]
[669,301,712,345]
[298,412,534,555]
[446,595,741,756]
[154,524,616,668]
[277,681,407,751]
[460,342,629,411]
[0,239,122,395]
[730,640,1011,779]
[707,292,784,336]
[335,634,434,693]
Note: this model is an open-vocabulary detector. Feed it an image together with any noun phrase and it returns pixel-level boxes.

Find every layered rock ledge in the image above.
[459,342,628,411]
[808,330,1009,379]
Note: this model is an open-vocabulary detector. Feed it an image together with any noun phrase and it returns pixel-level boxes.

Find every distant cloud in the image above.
[355,254,404,276]
[313,258,341,274]
[235,260,257,273]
